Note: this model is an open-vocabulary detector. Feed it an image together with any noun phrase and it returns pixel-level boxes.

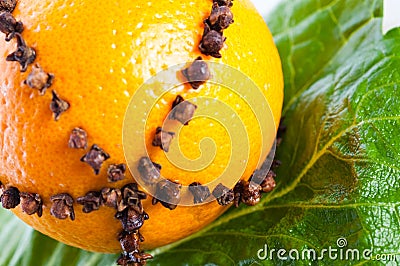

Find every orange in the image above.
[0,0,283,253]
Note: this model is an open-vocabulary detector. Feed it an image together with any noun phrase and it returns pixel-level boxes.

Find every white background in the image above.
[251,0,400,33]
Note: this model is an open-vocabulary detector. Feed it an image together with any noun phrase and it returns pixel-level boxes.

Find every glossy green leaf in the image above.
[1,0,399,265]
[0,209,117,266]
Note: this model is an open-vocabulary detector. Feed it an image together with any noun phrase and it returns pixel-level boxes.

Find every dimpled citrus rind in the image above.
[0,0,283,253]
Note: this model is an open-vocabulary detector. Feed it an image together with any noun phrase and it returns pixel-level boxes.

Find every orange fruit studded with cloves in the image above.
[0,0,283,254]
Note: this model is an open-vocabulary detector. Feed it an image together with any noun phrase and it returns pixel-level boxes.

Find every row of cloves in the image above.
[114,183,153,265]
[199,0,234,58]
[0,182,43,216]
[0,1,33,70]
[148,0,233,207]
[142,0,278,210]
[1,0,70,120]
[140,121,286,208]
[147,85,198,210]
[155,2,230,150]
[151,94,197,153]
[145,92,201,210]
[175,0,235,91]
[0,181,139,221]
[211,120,286,207]
[148,0,236,157]
[213,163,278,207]
[0,179,153,265]
[137,153,279,208]
[68,126,152,264]
[179,0,235,89]
[146,32,219,208]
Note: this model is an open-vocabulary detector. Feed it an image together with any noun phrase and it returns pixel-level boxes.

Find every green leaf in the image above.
[1,0,400,265]
[0,209,117,266]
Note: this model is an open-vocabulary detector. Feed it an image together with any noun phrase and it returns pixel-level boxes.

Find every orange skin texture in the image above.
[0,0,283,253]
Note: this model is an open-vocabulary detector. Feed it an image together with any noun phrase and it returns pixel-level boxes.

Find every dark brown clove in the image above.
[188,182,211,204]
[23,63,54,95]
[233,180,262,207]
[213,0,233,7]
[212,183,234,206]
[169,95,197,125]
[261,170,276,193]
[0,0,17,13]
[207,2,234,32]
[6,33,36,72]
[199,23,225,58]
[115,207,149,233]
[80,144,110,175]
[77,191,102,213]
[50,193,75,221]
[182,56,211,90]
[101,187,123,210]
[137,157,161,185]
[0,11,23,41]
[50,90,70,121]
[121,183,147,213]
[152,127,175,152]
[107,163,127,182]
[119,230,144,253]
[20,192,43,217]
[152,179,182,210]
[68,127,88,149]
[117,231,153,266]
[1,186,20,209]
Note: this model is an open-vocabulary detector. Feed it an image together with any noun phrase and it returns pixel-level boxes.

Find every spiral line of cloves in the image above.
[144,0,235,210]
[147,116,282,208]
[148,0,235,177]
[146,0,236,206]
[181,0,234,89]
[147,94,199,208]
